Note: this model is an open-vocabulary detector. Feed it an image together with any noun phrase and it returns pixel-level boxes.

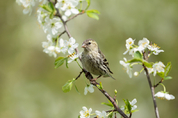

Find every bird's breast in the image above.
[81,51,104,75]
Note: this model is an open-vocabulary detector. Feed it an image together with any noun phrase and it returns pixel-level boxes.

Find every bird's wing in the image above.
[98,48,113,74]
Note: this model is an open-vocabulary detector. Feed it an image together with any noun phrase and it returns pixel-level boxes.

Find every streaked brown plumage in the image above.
[81,39,115,80]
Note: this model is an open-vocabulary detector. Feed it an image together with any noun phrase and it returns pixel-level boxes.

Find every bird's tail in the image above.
[103,73,115,80]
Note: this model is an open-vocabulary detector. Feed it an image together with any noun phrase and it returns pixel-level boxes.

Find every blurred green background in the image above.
[0,0,178,118]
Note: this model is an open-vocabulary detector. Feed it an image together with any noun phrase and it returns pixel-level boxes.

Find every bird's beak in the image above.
[81,44,86,48]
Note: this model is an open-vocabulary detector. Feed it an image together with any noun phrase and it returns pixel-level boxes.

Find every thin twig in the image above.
[58,30,66,37]
[129,112,132,118]
[106,109,117,113]
[154,78,163,88]
[143,64,160,118]
[75,70,84,80]
[143,52,160,118]
[66,11,85,23]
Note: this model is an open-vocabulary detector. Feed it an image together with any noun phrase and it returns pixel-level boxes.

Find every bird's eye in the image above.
[88,42,91,45]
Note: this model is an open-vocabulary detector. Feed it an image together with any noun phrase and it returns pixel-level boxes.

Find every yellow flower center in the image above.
[68,52,75,57]
[129,41,132,45]
[152,43,160,48]
[84,110,89,117]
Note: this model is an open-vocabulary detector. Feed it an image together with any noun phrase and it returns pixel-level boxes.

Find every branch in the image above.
[58,30,66,37]
[66,11,85,23]
[143,64,160,118]
[154,78,163,88]
[81,70,128,118]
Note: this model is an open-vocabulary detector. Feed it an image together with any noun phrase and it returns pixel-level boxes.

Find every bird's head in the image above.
[82,39,98,52]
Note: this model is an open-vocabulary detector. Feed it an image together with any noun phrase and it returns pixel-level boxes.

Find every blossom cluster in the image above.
[16,0,47,15]
[16,0,82,61]
[79,106,107,118]
[120,38,164,78]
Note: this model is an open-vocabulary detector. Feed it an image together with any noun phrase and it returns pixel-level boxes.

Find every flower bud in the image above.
[134,72,139,77]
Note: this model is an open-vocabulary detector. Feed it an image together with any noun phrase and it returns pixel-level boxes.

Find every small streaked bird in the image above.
[81,39,115,80]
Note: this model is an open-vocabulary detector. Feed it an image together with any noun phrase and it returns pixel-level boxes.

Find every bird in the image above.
[81,39,115,80]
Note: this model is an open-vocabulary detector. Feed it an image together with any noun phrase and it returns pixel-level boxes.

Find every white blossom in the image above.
[137,38,150,52]
[121,98,137,112]
[55,0,79,17]
[43,17,63,36]
[120,58,132,78]
[84,84,94,95]
[80,106,92,118]
[57,0,79,16]
[43,46,60,58]
[58,38,68,54]
[123,38,135,55]
[147,67,154,74]
[37,7,49,25]
[16,0,36,15]
[55,0,69,10]
[95,110,107,118]
[155,91,175,100]
[152,62,165,76]
[67,37,79,54]
[148,43,164,55]
[68,52,82,63]
[42,34,60,58]
[129,99,137,110]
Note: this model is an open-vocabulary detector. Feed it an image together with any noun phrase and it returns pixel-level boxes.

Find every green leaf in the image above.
[86,9,100,14]
[127,58,142,63]
[74,84,80,94]
[48,2,55,11]
[55,57,67,68]
[143,61,152,68]
[62,79,75,93]
[107,111,113,118]
[86,12,99,20]
[101,102,113,107]
[164,62,171,76]
[49,13,53,19]
[134,51,143,60]
[97,82,103,89]
[157,72,165,78]
[101,100,113,107]
[131,109,139,113]
[85,0,90,10]
[40,2,55,18]
[40,4,52,12]
[66,58,69,68]
[164,76,172,80]
[126,99,132,112]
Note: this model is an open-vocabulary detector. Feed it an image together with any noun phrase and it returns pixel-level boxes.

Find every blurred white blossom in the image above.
[152,61,165,76]
[148,43,164,55]
[37,7,49,25]
[55,0,79,17]
[137,38,150,52]
[155,91,175,100]
[130,98,137,110]
[84,84,94,95]
[95,110,107,118]
[43,17,63,36]
[68,52,82,63]
[123,38,135,55]
[67,37,79,54]
[80,106,92,118]
[120,58,132,78]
